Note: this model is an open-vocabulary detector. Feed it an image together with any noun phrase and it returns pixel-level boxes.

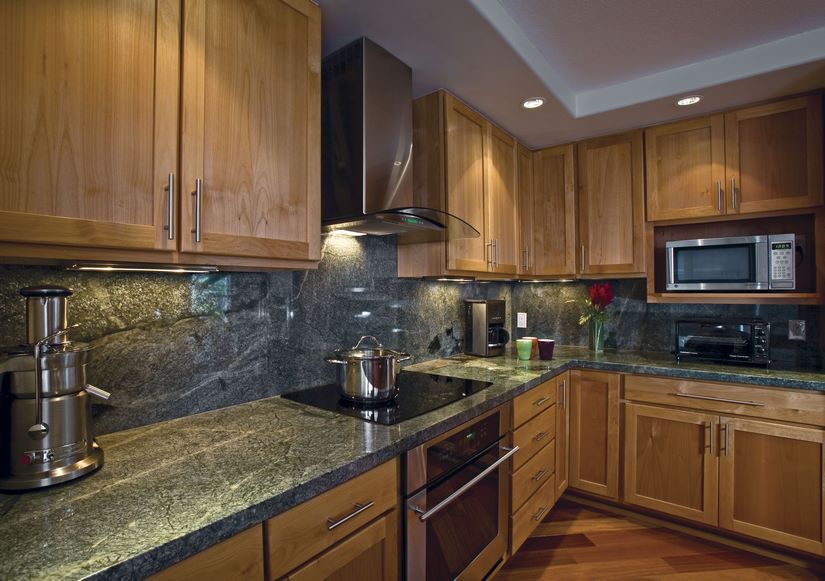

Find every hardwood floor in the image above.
[497,498,822,580]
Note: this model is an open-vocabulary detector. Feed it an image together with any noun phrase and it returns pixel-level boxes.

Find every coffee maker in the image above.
[464,299,510,357]
[0,286,110,490]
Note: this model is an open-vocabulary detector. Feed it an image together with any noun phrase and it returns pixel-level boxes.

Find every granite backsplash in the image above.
[0,235,820,434]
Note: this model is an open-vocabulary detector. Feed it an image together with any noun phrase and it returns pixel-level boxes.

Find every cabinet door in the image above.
[0,0,179,252]
[570,370,620,499]
[719,417,825,555]
[285,511,398,581]
[516,143,533,276]
[577,130,645,275]
[531,144,577,276]
[645,116,725,221]
[487,125,518,274]
[555,372,570,501]
[150,524,263,581]
[624,403,718,526]
[725,95,824,215]
[445,94,489,272]
[180,0,321,261]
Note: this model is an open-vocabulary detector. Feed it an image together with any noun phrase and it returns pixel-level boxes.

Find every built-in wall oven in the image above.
[405,406,517,580]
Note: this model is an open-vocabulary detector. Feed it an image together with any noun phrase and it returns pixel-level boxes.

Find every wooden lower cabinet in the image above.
[555,372,570,501]
[149,524,264,581]
[623,403,718,526]
[285,510,398,581]
[511,474,556,555]
[719,417,825,555]
[570,370,620,499]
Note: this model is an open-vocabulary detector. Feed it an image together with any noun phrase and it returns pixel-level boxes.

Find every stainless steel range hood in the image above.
[321,38,479,239]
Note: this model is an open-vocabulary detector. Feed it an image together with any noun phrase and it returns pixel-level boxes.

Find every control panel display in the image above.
[769,236,795,289]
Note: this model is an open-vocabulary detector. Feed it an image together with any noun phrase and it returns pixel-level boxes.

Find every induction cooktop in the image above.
[282,371,494,425]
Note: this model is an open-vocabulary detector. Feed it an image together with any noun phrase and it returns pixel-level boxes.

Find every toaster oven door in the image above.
[676,321,755,362]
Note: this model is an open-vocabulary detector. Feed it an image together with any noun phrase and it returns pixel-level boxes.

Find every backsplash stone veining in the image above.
[0,235,509,434]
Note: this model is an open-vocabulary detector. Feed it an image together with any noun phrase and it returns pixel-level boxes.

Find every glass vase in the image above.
[589,319,605,353]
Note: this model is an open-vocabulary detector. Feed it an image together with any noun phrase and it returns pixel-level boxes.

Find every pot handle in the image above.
[324,356,347,365]
[353,335,383,349]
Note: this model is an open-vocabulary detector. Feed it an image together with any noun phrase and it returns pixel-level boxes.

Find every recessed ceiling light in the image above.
[676,95,702,106]
[521,97,545,109]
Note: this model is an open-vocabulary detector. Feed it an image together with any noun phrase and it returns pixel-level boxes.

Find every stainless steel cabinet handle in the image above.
[523,245,530,269]
[672,392,766,407]
[533,431,549,442]
[706,421,713,455]
[561,380,567,410]
[532,505,549,522]
[192,178,202,243]
[164,173,175,240]
[721,423,729,456]
[494,239,500,269]
[580,245,585,271]
[730,177,736,209]
[534,396,552,407]
[532,469,547,482]
[326,501,374,531]
[486,240,494,269]
[408,445,519,522]
[716,180,722,212]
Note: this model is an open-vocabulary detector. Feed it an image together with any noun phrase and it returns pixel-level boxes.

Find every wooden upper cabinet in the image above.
[516,144,534,276]
[577,130,645,276]
[180,0,321,261]
[444,93,489,273]
[624,403,719,526]
[0,0,180,252]
[569,370,620,500]
[645,115,725,221]
[719,417,825,555]
[531,144,577,277]
[725,95,823,215]
[487,125,518,274]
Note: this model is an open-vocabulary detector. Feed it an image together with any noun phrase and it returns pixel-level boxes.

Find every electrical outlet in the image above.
[517,312,527,328]
[789,320,806,341]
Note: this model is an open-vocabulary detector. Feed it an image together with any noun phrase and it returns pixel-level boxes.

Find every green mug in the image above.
[516,339,533,360]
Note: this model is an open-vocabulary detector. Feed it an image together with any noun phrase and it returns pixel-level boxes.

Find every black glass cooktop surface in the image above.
[282,371,494,425]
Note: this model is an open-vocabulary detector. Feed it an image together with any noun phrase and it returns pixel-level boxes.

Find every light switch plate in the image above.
[517,312,527,328]
[789,320,806,341]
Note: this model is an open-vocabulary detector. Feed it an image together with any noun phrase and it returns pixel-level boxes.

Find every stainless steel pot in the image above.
[325,336,412,403]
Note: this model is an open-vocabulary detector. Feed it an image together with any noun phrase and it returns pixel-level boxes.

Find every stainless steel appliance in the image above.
[321,37,479,239]
[674,318,771,367]
[666,233,796,291]
[324,335,411,403]
[405,406,517,580]
[0,286,110,490]
[465,299,509,357]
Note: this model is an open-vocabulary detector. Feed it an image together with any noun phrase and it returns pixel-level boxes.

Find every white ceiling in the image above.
[319,0,825,148]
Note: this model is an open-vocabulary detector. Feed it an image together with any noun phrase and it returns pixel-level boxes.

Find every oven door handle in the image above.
[408,445,519,522]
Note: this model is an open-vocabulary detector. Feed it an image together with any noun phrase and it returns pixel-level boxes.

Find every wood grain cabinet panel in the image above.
[725,95,823,215]
[526,144,577,277]
[512,404,556,472]
[512,379,556,429]
[487,125,519,274]
[569,370,620,499]
[624,403,719,526]
[645,115,725,221]
[0,0,180,252]
[149,524,264,581]
[180,0,320,261]
[510,474,556,555]
[516,144,534,276]
[555,372,570,501]
[577,131,645,276]
[719,418,825,555]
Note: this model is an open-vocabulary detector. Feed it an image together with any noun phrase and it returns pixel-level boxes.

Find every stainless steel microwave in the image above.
[666,234,796,291]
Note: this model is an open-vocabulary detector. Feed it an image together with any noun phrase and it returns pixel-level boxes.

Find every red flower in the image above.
[588,282,614,309]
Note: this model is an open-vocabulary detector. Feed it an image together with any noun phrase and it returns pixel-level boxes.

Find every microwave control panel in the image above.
[769,235,795,289]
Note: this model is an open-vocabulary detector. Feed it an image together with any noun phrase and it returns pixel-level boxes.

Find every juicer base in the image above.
[0,442,103,491]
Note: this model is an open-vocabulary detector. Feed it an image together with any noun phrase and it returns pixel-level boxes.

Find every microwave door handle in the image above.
[408,445,519,522]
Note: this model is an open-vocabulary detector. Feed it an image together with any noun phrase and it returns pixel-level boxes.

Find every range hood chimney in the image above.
[321,38,479,239]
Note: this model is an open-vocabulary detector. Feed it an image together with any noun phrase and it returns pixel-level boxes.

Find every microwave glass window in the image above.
[674,244,755,283]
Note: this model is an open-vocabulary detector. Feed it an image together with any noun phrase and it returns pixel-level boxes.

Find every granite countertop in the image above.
[1,347,823,580]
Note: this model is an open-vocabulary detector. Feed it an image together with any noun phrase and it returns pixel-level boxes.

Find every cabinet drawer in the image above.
[512,405,556,471]
[513,379,556,428]
[512,440,555,513]
[511,474,556,555]
[624,375,825,427]
[266,460,398,580]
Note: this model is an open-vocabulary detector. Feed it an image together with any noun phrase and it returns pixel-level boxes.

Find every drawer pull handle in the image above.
[532,506,549,522]
[532,469,547,482]
[533,431,549,442]
[672,392,766,407]
[326,501,374,531]
[533,396,552,407]
[409,446,519,522]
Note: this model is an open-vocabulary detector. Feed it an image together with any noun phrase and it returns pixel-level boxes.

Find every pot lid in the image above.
[327,335,410,361]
